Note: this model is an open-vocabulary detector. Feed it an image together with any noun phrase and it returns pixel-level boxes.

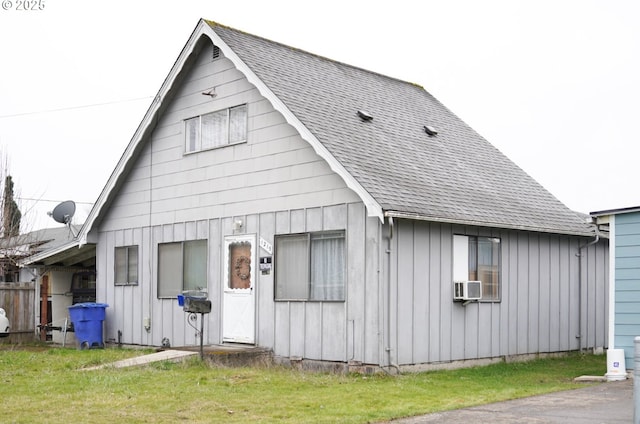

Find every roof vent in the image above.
[212,45,221,59]
[424,125,438,136]
[357,110,373,121]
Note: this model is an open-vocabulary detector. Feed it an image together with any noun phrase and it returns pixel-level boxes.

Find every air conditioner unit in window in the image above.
[453,281,482,301]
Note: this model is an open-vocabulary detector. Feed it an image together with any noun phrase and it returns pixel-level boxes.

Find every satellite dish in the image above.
[48,200,76,225]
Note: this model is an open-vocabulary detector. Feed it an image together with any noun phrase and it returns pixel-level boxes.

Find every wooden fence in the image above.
[0,281,36,343]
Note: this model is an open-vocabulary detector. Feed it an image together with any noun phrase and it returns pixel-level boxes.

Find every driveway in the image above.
[389,378,633,423]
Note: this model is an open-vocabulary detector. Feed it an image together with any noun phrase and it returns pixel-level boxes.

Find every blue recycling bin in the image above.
[68,302,108,349]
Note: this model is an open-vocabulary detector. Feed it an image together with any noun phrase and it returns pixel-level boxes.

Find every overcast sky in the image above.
[0,0,638,231]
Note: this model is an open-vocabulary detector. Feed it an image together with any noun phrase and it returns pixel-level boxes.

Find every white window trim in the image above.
[274,230,346,302]
[114,245,138,286]
[157,240,208,298]
[453,234,501,302]
[184,104,247,154]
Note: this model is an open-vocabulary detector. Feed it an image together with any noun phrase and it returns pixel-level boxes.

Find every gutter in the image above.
[384,210,595,238]
[18,240,81,267]
[383,216,399,373]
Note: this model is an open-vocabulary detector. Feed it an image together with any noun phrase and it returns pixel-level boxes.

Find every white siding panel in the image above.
[274,303,290,357]
[489,302,501,358]
[439,228,453,362]
[304,302,322,360]
[428,223,443,362]
[207,218,222,345]
[538,234,551,352]
[449,226,466,361]
[305,207,322,233]
[257,213,276,348]
[569,238,581,351]
[363,212,381,365]
[396,222,414,364]
[323,204,347,230]
[347,203,366,363]
[101,232,115,339]
[516,232,529,354]
[321,303,346,361]
[558,237,571,348]
[549,235,561,352]
[289,302,305,357]
[290,210,305,234]
[504,232,517,355]
[275,211,290,234]
[528,233,540,353]
[140,227,152,346]
[150,121,181,142]
[412,225,429,364]
[464,303,480,359]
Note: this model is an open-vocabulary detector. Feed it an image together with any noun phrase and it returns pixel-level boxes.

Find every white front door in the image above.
[222,234,256,344]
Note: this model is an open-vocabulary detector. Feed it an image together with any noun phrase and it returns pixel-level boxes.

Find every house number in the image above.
[259,237,273,255]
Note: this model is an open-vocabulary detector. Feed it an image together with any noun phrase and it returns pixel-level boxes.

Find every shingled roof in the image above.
[207,21,592,236]
[78,19,594,243]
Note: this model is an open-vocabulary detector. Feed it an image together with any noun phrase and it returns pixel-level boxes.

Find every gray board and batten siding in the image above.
[97,41,359,232]
[387,219,607,368]
[96,214,609,367]
[95,41,366,357]
[90,25,608,368]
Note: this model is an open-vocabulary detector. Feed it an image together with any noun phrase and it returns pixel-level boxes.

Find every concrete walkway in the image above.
[389,378,633,423]
[80,344,271,370]
[81,349,198,370]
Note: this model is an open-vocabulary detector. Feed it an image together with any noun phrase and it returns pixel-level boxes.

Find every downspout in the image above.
[607,215,616,350]
[384,216,399,373]
[576,229,600,351]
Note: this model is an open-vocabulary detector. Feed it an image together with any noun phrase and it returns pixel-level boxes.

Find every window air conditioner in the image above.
[453,281,482,301]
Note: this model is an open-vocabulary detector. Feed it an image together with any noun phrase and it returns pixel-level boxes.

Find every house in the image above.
[591,206,640,370]
[24,19,608,371]
[2,226,92,344]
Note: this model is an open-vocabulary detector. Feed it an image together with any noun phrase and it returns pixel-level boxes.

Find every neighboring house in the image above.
[15,225,95,345]
[591,206,640,369]
[1,226,90,343]
[25,19,608,371]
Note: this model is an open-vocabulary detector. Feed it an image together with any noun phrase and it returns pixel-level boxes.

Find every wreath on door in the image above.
[234,256,251,281]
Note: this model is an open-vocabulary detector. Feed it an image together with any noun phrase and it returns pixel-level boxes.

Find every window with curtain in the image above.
[114,246,138,286]
[453,235,501,301]
[184,104,247,153]
[274,231,345,301]
[158,240,207,298]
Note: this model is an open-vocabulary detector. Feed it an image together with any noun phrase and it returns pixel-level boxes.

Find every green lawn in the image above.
[0,344,605,423]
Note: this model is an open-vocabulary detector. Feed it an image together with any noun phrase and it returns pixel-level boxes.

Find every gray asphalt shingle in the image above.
[208,21,593,236]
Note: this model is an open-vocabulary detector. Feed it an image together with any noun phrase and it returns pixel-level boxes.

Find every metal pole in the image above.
[199,313,204,361]
[634,336,640,424]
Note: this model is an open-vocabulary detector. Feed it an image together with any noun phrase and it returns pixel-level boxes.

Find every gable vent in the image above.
[357,110,373,121]
[212,45,221,59]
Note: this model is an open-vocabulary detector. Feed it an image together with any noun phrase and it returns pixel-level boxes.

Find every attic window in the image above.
[357,110,373,121]
[185,104,247,153]
[212,45,221,59]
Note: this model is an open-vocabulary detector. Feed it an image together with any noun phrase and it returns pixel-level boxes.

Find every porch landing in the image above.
[174,344,274,367]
